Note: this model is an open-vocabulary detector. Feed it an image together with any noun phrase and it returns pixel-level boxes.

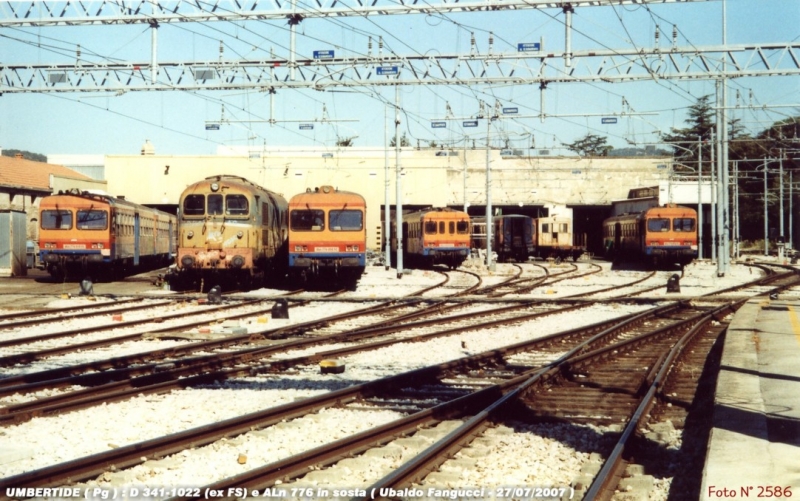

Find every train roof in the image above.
[182,175,285,199]
[603,203,696,222]
[42,189,169,215]
[288,186,366,207]
[403,207,470,220]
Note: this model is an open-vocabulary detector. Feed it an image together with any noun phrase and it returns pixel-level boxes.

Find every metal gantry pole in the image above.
[734,161,740,259]
[780,152,785,243]
[485,112,495,272]
[384,103,391,270]
[698,135,703,260]
[764,159,769,257]
[711,131,717,263]
[150,21,159,84]
[463,137,468,213]
[394,84,404,278]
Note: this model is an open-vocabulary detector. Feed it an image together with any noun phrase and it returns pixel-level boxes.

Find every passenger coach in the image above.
[288,186,366,286]
[38,189,175,280]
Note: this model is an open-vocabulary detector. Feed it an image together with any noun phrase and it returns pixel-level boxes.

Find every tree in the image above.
[389,133,410,147]
[2,149,47,162]
[336,136,356,147]
[563,133,613,157]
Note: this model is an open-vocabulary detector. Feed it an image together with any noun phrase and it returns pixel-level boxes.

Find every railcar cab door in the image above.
[614,222,621,253]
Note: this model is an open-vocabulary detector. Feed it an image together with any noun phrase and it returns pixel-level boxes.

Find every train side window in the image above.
[77,210,108,230]
[457,221,469,234]
[673,218,696,232]
[648,218,670,232]
[207,194,223,215]
[41,210,73,230]
[424,221,437,234]
[184,195,205,216]
[438,221,445,234]
[559,223,568,233]
[291,209,325,231]
[226,195,249,216]
[448,222,455,234]
[330,210,363,231]
[542,223,549,233]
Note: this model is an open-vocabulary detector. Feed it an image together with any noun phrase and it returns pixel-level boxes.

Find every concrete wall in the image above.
[104,148,674,250]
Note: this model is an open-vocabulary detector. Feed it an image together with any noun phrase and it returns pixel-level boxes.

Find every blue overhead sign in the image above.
[205,123,220,130]
[517,42,541,52]
[502,107,519,114]
[463,120,479,127]
[376,66,399,76]
[299,124,314,130]
[601,117,618,124]
[313,50,335,59]
[431,121,447,129]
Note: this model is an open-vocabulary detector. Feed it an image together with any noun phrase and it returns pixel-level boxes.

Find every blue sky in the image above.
[1,0,798,157]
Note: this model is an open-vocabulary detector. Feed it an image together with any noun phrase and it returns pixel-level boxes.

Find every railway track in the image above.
[1,261,797,500]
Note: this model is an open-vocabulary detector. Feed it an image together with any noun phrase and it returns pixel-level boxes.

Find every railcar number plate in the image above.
[63,244,87,249]
[314,247,339,252]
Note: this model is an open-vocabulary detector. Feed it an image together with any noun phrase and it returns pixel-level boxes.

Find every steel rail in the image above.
[582,300,745,500]
[0,297,142,324]
[0,299,605,422]
[0,303,689,493]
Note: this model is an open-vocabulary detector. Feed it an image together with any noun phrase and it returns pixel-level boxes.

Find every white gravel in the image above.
[0,259,785,499]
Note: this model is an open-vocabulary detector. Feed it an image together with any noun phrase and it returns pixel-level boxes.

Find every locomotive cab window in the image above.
[77,210,108,230]
[329,210,363,231]
[207,194,223,216]
[673,218,696,232]
[291,209,325,231]
[183,195,205,216]
[648,218,671,232]
[424,221,438,234]
[226,195,249,216]
[458,221,469,234]
[41,210,73,230]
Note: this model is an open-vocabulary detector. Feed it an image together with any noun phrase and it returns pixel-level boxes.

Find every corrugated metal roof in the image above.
[0,156,92,191]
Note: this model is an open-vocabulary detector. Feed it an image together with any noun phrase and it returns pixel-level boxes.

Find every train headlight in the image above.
[187,231,194,239]
[210,183,220,192]
[237,231,243,239]
[294,245,308,252]
[346,245,359,251]
[181,255,195,268]
[44,243,57,249]
[91,243,104,249]
[231,255,245,268]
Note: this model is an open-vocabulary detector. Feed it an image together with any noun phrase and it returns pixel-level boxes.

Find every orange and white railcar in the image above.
[287,185,367,286]
[391,207,471,269]
[602,204,698,267]
[38,190,175,280]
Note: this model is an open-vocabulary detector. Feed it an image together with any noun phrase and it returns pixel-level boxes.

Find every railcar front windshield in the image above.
[673,218,696,232]
[424,221,438,234]
[41,210,73,230]
[291,209,325,231]
[457,221,469,233]
[647,218,671,232]
[77,210,108,230]
[329,210,362,231]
